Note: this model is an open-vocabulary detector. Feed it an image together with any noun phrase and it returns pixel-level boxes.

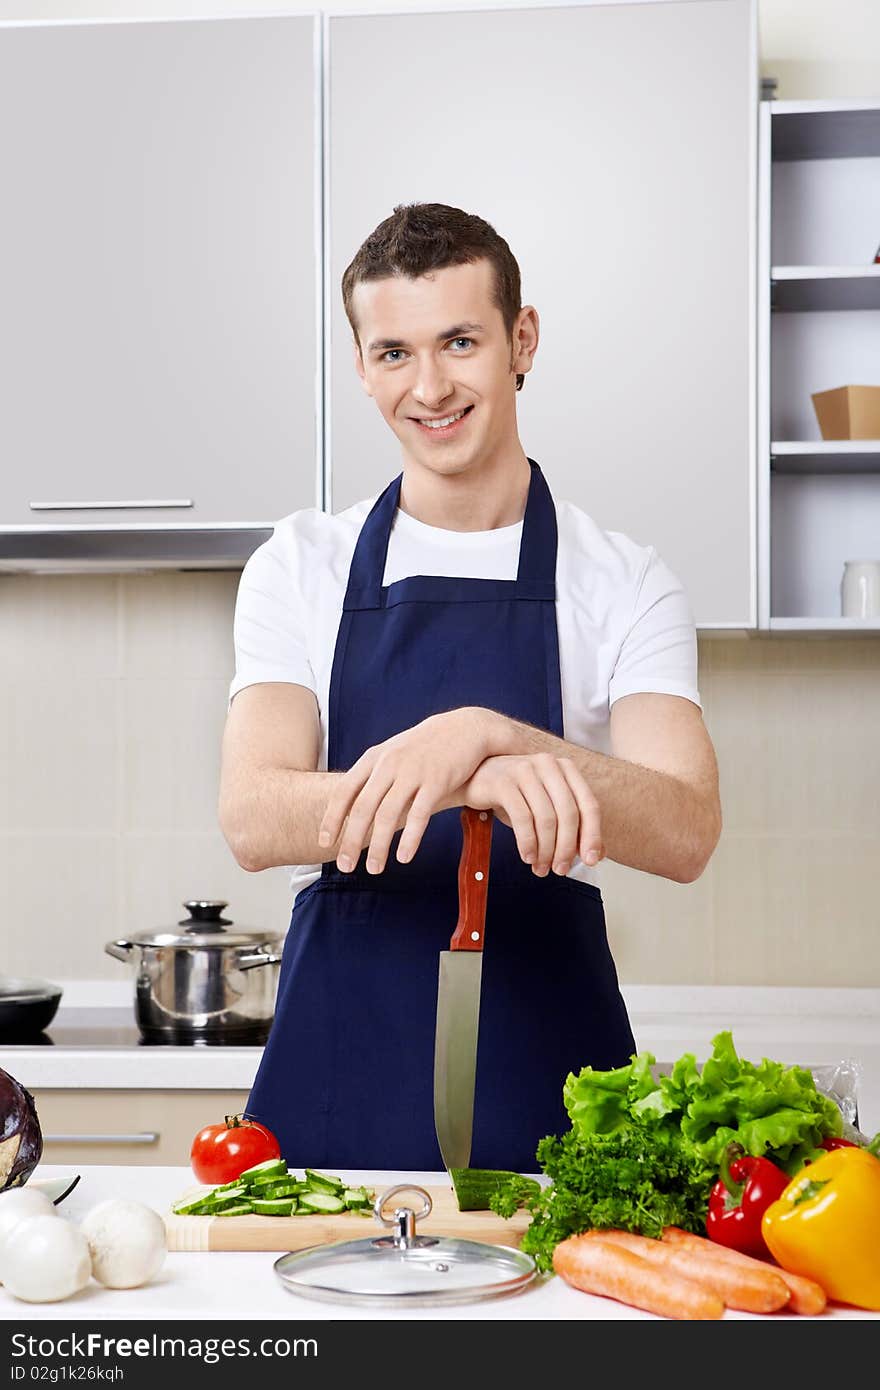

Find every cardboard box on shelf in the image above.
[811,385,880,440]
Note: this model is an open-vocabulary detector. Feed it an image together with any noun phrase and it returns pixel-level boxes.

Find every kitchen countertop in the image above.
[0,1007,265,1089]
[3,985,878,1136]
[6,1164,878,1322]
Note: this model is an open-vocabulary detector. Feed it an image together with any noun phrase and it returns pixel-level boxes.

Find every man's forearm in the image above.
[484,714,720,883]
[221,769,345,872]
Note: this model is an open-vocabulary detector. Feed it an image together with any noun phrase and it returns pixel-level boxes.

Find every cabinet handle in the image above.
[43,1132,160,1145]
[29,500,194,511]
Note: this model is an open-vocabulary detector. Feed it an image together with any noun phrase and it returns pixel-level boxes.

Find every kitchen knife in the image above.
[433,806,494,1173]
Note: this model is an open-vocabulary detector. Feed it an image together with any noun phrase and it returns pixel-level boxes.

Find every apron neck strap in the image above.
[343,458,556,611]
[516,459,557,589]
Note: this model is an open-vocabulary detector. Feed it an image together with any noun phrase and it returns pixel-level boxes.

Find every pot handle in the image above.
[237,949,282,971]
[105,939,134,962]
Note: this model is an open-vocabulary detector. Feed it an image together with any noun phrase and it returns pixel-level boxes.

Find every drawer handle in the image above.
[29,500,194,511]
[43,1132,160,1145]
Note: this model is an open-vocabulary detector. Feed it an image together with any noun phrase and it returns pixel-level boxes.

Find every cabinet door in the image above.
[0,17,317,530]
[328,1,756,627]
[33,1089,251,1167]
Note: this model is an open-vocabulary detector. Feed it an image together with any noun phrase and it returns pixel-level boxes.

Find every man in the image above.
[219,203,721,1172]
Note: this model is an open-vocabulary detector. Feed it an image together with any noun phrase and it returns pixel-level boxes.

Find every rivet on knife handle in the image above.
[449,808,493,952]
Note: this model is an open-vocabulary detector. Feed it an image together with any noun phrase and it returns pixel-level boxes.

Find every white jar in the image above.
[840,560,880,618]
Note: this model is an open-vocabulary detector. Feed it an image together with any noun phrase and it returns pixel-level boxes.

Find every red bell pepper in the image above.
[819,1136,857,1152]
[705,1143,790,1258]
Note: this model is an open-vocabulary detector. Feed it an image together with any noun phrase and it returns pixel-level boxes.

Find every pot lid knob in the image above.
[180,900,233,932]
[373,1186,433,1249]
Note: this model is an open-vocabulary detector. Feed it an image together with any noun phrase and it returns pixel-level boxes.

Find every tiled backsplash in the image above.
[2,573,879,986]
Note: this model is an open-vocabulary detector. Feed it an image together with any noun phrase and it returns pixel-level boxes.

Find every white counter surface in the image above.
[4,1164,877,1323]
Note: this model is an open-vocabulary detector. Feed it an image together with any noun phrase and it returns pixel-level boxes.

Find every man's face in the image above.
[351,259,537,478]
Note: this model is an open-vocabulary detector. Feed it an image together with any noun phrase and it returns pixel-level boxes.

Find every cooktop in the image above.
[0,1008,264,1048]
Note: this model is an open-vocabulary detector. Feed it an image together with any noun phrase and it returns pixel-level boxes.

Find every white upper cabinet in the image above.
[327,0,758,628]
[0,16,318,564]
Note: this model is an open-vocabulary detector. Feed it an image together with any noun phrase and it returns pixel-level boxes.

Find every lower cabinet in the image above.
[33,1090,251,1167]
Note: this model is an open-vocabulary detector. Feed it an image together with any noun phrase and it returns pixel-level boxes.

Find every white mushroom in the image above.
[0,1213,91,1302]
[0,1187,57,1251]
[79,1199,167,1289]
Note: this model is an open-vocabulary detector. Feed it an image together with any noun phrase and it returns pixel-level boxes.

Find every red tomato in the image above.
[190,1112,281,1184]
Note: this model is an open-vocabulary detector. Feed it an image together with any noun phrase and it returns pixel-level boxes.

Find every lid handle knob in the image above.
[180,900,232,931]
[373,1184,433,1248]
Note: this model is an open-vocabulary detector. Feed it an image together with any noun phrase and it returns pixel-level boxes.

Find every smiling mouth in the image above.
[411,405,474,436]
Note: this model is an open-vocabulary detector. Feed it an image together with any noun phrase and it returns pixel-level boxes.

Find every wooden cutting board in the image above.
[164,1184,531,1253]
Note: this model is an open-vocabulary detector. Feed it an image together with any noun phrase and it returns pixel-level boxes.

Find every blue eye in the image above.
[451,338,473,350]
[382,349,405,364]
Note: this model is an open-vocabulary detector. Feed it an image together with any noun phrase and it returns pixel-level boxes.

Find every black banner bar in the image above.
[0,1313,845,1385]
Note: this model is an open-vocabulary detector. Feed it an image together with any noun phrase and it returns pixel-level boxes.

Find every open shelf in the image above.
[771,442,880,473]
[771,266,880,311]
[771,101,880,161]
[762,101,880,632]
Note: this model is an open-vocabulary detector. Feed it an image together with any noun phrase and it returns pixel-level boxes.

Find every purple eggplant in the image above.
[0,1066,43,1189]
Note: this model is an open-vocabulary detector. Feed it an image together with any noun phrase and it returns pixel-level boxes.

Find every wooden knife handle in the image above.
[449,807,494,952]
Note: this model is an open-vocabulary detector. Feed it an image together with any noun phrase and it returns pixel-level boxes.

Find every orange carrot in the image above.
[580,1228,790,1314]
[553,1234,725,1320]
[660,1227,827,1316]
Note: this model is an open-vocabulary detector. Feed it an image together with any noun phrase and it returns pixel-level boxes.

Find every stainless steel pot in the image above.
[105,899,283,1044]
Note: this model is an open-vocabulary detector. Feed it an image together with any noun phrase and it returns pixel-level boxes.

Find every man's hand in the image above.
[318,707,500,874]
[461,753,603,877]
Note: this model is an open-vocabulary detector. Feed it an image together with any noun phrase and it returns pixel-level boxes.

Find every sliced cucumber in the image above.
[238,1157,287,1183]
[449,1168,540,1212]
[298,1190,346,1214]
[203,1189,252,1211]
[248,1170,296,1190]
[342,1188,370,1209]
[206,1184,248,1202]
[252,1198,298,1217]
[304,1168,343,1193]
[172,1169,376,1218]
[171,1194,214,1216]
[255,1180,303,1200]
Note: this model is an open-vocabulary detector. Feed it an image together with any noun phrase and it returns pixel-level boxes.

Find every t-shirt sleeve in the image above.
[608,547,701,709]
[227,524,316,706]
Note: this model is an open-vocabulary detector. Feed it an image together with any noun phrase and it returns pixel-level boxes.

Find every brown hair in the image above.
[341,202,526,390]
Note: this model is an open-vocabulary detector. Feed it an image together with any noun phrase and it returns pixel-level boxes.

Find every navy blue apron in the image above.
[246,460,635,1171]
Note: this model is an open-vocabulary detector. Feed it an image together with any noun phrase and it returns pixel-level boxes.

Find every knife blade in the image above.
[433,806,494,1173]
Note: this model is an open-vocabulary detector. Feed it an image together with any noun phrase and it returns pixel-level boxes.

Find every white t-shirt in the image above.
[229,492,701,900]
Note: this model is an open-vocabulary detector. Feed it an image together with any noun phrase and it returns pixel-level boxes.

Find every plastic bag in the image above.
[810,1058,862,1135]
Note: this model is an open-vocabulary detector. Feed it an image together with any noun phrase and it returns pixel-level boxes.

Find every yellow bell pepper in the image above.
[761,1146,880,1311]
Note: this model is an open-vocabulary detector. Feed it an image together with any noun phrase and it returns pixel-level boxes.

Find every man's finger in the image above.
[495,784,537,866]
[318,749,377,847]
[559,757,604,864]
[366,786,418,874]
[396,788,439,865]
[534,756,580,874]
[335,766,396,871]
[517,762,557,876]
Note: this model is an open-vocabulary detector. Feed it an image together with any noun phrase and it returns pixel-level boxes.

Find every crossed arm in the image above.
[219,683,721,885]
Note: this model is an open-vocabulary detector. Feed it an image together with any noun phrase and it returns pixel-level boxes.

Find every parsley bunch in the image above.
[514,1127,714,1273]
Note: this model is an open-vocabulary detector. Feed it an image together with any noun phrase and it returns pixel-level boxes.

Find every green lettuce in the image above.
[562,1030,843,1175]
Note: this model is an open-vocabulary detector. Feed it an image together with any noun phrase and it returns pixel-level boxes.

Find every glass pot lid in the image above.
[273,1185,536,1308]
[115,900,282,950]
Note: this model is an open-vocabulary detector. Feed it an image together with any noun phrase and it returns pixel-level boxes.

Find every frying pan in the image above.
[0,977,63,1037]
